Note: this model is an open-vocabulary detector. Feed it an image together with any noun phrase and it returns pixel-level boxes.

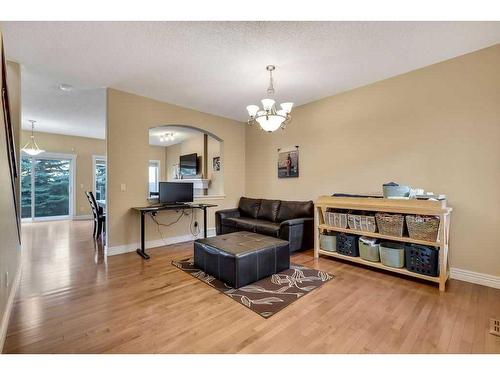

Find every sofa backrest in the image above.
[276,200,314,222]
[257,199,281,222]
[238,197,261,218]
[238,196,313,222]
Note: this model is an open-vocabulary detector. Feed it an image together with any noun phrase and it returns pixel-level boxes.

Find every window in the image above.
[149,160,160,196]
[93,157,106,201]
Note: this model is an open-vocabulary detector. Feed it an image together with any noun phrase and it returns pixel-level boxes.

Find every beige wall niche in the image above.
[20,131,106,217]
[245,44,500,277]
[106,89,245,250]
[163,130,223,196]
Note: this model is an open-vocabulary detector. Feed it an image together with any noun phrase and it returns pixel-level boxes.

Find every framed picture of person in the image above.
[212,156,220,172]
[277,146,299,178]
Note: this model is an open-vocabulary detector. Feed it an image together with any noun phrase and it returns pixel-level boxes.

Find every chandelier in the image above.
[246,65,293,132]
[21,120,45,156]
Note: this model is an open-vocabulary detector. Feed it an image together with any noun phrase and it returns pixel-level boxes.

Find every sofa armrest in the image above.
[215,208,241,235]
[279,217,314,227]
[279,217,314,252]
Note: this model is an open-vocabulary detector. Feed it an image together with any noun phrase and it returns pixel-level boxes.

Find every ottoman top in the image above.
[195,231,289,256]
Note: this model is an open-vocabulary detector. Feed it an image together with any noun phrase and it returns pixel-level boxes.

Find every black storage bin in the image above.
[405,244,439,277]
[336,233,359,257]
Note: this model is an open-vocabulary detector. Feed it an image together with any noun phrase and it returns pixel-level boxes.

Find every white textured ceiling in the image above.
[2,21,500,138]
[21,69,106,139]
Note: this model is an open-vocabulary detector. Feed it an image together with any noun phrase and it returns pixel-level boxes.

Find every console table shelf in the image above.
[317,249,441,283]
[318,224,440,247]
[314,196,452,291]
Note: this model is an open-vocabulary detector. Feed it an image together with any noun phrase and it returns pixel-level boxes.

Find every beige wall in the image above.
[0,46,21,347]
[164,133,223,195]
[20,131,106,217]
[246,45,500,277]
[208,136,223,195]
[107,88,246,249]
[148,145,167,182]
[165,143,181,180]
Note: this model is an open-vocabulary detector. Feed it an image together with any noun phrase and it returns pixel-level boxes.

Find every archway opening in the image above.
[148,124,224,198]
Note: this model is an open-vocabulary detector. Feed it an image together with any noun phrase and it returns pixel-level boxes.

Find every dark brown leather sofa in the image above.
[215,197,314,252]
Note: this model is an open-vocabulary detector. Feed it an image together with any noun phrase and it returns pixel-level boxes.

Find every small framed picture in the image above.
[278,146,299,178]
[213,156,221,171]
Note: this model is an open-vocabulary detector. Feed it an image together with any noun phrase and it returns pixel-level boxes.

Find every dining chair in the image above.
[85,191,106,239]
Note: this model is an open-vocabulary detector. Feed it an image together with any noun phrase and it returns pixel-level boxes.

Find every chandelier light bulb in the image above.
[246,105,259,117]
[257,115,283,132]
[261,98,275,111]
[280,102,294,114]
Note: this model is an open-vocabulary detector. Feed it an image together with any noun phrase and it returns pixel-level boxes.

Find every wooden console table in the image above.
[314,196,452,291]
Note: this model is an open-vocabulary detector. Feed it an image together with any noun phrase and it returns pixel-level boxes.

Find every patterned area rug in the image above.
[171,258,334,318]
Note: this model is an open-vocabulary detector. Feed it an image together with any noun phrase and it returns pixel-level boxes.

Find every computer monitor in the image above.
[159,182,194,204]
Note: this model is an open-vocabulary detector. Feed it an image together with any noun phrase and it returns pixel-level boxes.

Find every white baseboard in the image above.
[107,227,216,256]
[450,267,500,289]
[73,214,93,221]
[0,260,22,353]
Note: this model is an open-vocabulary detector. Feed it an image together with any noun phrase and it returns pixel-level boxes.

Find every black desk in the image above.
[133,203,217,260]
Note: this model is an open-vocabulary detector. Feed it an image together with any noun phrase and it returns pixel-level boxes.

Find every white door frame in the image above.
[21,152,77,222]
[92,155,106,200]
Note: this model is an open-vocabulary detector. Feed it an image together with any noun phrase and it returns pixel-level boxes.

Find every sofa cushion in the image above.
[238,197,261,218]
[257,199,281,222]
[277,200,314,222]
[253,221,281,237]
[222,217,281,236]
[222,217,258,232]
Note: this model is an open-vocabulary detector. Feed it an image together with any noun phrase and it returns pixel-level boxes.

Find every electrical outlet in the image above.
[490,318,500,337]
[120,183,126,192]
[5,271,9,288]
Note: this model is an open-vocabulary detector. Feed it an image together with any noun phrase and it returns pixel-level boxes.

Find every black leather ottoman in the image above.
[193,231,290,288]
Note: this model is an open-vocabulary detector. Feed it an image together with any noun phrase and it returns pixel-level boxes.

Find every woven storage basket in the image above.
[375,212,404,237]
[348,214,377,233]
[406,215,440,242]
[325,211,348,229]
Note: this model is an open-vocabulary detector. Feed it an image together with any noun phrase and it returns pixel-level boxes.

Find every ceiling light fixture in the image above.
[58,83,73,91]
[160,132,175,142]
[22,120,45,155]
[246,65,293,132]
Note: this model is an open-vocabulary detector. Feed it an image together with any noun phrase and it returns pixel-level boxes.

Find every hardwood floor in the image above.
[3,220,500,353]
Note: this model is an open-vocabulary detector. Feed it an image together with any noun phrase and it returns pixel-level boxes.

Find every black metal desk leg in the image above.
[203,207,207,238]
[136,211,150,260]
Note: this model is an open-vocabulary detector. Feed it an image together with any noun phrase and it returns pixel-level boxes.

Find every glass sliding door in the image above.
[21,153,74,221]
[34,158,71,218]
[21,156,32,219]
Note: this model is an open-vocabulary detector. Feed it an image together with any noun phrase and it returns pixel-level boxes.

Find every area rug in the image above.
[171,258,334,318]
